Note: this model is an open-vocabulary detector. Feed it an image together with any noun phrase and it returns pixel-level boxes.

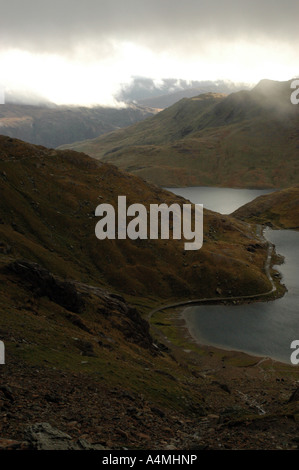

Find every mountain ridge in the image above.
[233,186,299,229]
[0,103,157,148]
[59,79,299,188]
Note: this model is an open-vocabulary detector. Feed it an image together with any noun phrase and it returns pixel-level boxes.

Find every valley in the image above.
[2,0,299,454]
[0,103,157,149]
[60,80,299,189]
[1,136,298,450]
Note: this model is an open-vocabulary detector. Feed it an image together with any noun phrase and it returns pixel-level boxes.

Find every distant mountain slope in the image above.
[233,186,299,229]
[60,79,299,188]
[117,77,250,109]
[0,103,157,148]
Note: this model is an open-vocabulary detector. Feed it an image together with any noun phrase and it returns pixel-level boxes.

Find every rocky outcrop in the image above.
[288,388,299,403]
[6,259,155,351]
[102,293,154,350]
[7,260,85,313]
[0,423,107,450]
[23,423,107,450]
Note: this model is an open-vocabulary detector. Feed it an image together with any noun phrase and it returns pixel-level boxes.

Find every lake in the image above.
[167,186,299,364]
[165,186,274,214]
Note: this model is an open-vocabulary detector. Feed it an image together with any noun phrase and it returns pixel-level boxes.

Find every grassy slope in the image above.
[0,135,274,390]
[60,80,299,188]
[233,186,299,229]
[0,136,272,303]
[2,136,297,449]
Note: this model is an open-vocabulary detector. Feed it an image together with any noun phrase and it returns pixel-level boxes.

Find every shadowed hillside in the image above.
[1,136,296,451]
[233,186,299,229]
[0,135,273,301]
[0,103,157,148]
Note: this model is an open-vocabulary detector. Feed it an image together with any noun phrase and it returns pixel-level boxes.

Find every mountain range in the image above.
[60,79,299,188]
[0,103,157,149]
[117,77,250,109]
[2,135,299,449]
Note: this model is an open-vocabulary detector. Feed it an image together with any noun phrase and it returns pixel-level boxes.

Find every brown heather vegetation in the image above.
[1,136,299,450]
[0,136,272,302]
[233,186,299,229]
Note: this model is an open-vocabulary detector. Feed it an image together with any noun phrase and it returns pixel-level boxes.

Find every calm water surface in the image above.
[167,186,299,364]
[165,186,274,214]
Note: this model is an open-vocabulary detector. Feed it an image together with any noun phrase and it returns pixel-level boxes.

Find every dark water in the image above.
[165,186,274,214]
[183,229,299,363]
[166,186,299,364]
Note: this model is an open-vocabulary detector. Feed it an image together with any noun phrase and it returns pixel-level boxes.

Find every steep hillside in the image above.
[233,186,299,229]
[59,92,225,153]
[0,103,157,148]
[1,136,295,450]
[0,135,273,302]
[60,80,299,188]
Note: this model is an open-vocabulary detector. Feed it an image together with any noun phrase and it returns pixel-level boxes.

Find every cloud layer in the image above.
[1,0,298,56]
[1,1,298,105]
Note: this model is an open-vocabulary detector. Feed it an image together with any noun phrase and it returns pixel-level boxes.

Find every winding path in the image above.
[148,238,277,321]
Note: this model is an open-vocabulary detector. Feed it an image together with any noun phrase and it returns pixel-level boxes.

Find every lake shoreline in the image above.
[161,186,298,366]
[176,228,299,365]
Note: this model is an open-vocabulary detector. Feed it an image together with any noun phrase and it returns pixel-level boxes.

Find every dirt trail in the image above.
[148,239,277,321]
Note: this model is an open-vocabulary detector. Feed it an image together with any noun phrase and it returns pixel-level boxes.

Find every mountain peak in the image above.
[252,78,293,95]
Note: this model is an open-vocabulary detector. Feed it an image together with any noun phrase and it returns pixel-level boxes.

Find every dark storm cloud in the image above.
[0,0,298,55]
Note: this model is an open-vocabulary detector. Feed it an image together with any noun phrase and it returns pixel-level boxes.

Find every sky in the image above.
[0,0,298,106]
